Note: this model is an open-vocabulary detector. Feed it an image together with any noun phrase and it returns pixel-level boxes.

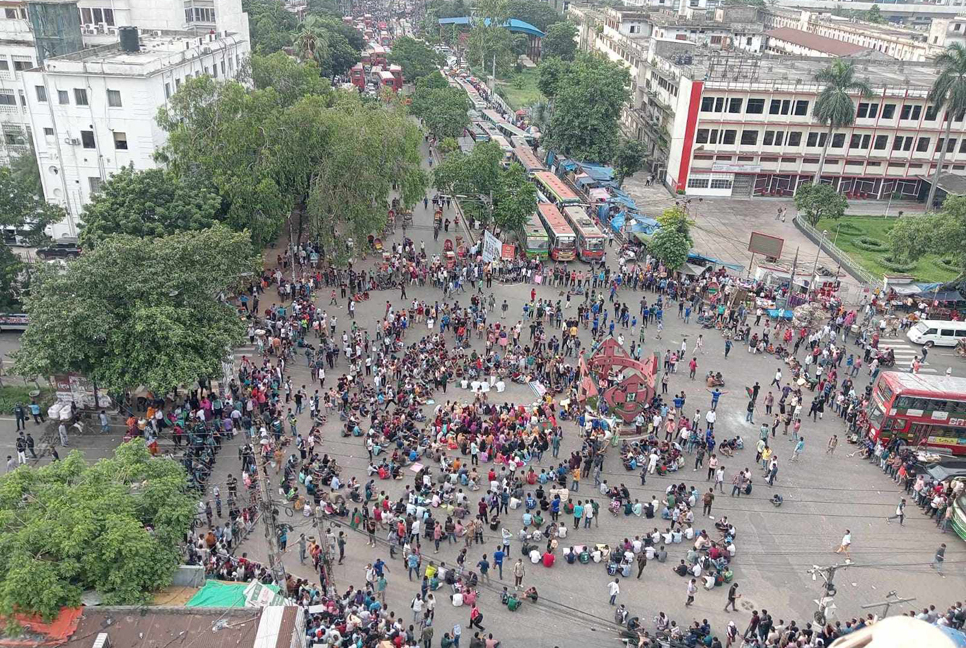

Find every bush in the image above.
[852,236,886,251]
[834,222,862,235]
[879,255,917,272]
[937,257,959,271]
[0,385,54,414]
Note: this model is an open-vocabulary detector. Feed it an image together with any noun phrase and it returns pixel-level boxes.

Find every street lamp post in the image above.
[811,229,828,297]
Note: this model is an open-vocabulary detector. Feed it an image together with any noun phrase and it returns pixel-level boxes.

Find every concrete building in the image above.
[764,7,942,61]
[645,47,964,200]
[763,27,873,58]
[23,26,249,236]
[0,0,248,167]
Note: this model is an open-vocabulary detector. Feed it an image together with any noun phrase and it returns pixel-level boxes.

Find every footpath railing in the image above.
[793,215,878,287]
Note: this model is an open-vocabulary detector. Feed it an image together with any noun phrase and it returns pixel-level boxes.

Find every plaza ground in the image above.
[2,143,965,647]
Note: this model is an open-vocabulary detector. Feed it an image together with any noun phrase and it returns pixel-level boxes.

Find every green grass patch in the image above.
[0,384,54,415]
[814,215,960,283]
[495,68,546,110]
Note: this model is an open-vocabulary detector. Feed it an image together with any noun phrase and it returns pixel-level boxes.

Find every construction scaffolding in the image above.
[26,0,83,67]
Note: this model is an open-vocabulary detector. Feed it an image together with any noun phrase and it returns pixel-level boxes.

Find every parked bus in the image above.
[561,205,606,262]
[490,135,513,164]
[496,120,537,147]
[533,171,582,208]
[517,212,550,259]
[867,371,966,455]
[535,203,576,261]
[512,145,546,177]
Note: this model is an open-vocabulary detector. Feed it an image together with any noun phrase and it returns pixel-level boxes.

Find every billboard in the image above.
[749,231,784,259]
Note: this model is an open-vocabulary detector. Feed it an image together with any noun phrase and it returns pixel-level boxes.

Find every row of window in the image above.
[686,177,733,189]
[0,59,35,73]
[163,58,233,98]
[80,7,115,25]
[35,86,122,108]
[185,7,216,23]
[696,127,966,154]
[701,96,951,122]
[74,129,128,150]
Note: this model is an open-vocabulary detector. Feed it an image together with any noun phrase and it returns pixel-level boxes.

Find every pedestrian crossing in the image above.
[879,338,938,373]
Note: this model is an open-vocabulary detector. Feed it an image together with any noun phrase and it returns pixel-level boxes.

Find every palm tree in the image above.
[811,60,873,184]
[926,43,966,208]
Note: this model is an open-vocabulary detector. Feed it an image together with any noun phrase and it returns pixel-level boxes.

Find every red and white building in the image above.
[655,48,966,199]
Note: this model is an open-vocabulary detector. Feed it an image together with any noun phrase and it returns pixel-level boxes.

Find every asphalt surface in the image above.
[2,139,966,648]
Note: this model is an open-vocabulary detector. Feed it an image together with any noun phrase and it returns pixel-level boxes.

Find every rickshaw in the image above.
[373,238,383,251]
[444,239,456,269]
[402,210,414,228]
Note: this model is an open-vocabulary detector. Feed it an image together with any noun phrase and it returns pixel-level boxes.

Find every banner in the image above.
[502,243,516,260]
[482,230,502,262]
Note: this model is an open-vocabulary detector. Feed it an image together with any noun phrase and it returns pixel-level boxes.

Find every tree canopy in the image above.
[0,440,195,619]
[544,54,631,163]
[811,60,872,181]
[649,206,693,269]
[0,152,64,246]
[889,196,966,274]
[541,21,578,61]
[12,226,256,395]
[243,0,298,54]
[794,183,848,227]
[507,0,563,32]
[411,72,471,138]
[613,139,647,187]
[389,36,445,82]
[78,167,226,248]
[492,162,538,231]
[248,52,332,106]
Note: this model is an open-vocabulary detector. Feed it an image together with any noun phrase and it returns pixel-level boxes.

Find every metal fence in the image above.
[794,215,878,287]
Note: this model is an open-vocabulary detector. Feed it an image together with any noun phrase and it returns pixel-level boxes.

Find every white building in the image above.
[24,27,249,236]
[0,0,248,166]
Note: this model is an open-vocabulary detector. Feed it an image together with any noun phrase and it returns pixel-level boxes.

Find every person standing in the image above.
[58,422,69,447]
[298,533,307,564]
[608,578,620,605]
[636,551,647,579]
[14,403,25,431]
[686,578,697,607]
[827,435,838,455]
[933,543,946,576]
[337,531,347,565]
[702,488,715,517]
[512,558,525,590]
[724,582,740,612]
[887,498,906,525]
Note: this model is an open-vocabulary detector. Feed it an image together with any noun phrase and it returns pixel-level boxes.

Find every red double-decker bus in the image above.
[867,371,966,455]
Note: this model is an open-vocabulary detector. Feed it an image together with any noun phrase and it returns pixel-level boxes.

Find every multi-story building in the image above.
[651,47,962,200]
[764,7,941,61]
[763,27,877,58]
[0,0,248,164]
[24,26,249,236]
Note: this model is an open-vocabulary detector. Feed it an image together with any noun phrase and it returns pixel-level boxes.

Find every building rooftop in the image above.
[60,608,264,648]
[765,26,870,55]
[43,29,245,76]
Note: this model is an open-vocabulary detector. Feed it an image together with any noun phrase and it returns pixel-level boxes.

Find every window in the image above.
[0,92,15,106]
[73,88,88,106]
[710,178,733,189]
[106,89,121,107]
[775,132,785,146]
[960,140,966,154]
[58,90,68,104]
[917,137,931,152]
[220,60,226,75]
[900,104,922,121]
[850,134,870,149]
[769,99,790,115]
[175,78,182,90]
[740,130,758,146]
[857,102,879,119]
[746,98,765,114]
[763,130,774,146]
[866,162,881,167]
[696,129,709,144]
[787,132,802,146]
[938,137,958,152]
[687,177,710,188]
[34,85,46,102]
[12,60,30,72]
[0,60,8,72]
[113,131,128,150]
[873,134,888,150]
[846,160,863,166]
[882,103,896,119]
[925,105,939,121]
[737,156,754,161]
[4,7,24,19]
[806,132,828,148]
[80,130,95,148]
[164,82,171,99]
[728,98,742,113]
[722,130,737,145]
[831,133,845,148]
[701,97,725,112]
[793,100,809,116]
[708,129,719,144]
[893,136,913,151]
[82,7,114,25]
[89,177,102,194]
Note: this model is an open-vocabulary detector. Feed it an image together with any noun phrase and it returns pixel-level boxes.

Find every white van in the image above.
[906,319,966,347]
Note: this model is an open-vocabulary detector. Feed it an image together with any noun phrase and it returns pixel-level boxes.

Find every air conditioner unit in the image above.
[69,138,80,145]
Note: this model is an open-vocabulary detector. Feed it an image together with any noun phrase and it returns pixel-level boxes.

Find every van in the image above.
[906,319,966,347]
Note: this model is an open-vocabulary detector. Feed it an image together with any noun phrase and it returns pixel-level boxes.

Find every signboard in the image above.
[482,230,502,262]
[749,231,784,259]
[712,163,762,173]
[501,243,515,260]
[51,373,96,408]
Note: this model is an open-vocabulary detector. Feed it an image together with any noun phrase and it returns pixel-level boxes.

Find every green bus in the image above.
[518,211,551,259]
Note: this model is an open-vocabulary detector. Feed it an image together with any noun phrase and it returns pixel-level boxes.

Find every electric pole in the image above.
[862,591,916,619]
[313,504,338,595]
[807,562,848,596]
[254,441,288,587]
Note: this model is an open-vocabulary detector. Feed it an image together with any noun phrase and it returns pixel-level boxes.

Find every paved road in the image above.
[2,139,966,647]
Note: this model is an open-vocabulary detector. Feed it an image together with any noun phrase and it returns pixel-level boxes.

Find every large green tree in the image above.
[492,162,538,231]
[243,0,298,54]
[545,54,631,162]
[794,182,848,227]
[467,24,516,76]
[649,206,694,269]
[78,167,226,248]
[12,226,256,395]
[613,138,647,186]
[507,0,562,32]
[541,21,577,61]
[926,43,966,208]
[249,52,331,106]
[389,36,444,82]
[537,56,569,101]
[0,153,64,246]
[812,60,872,182]
[889,196,966,276]
[411,74,471,138]
[0,441,195,619]
[0,246,24,311]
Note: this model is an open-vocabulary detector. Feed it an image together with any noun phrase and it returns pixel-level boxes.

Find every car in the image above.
[36,238,81,260]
